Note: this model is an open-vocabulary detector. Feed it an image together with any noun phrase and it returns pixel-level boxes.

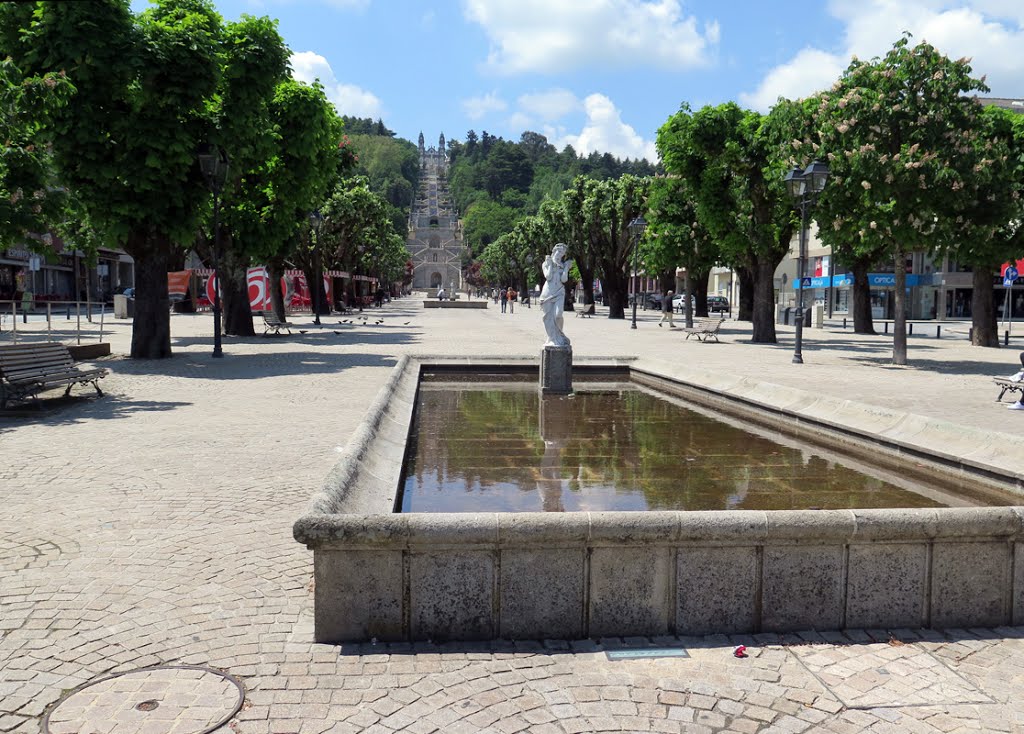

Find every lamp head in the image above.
[784,166,806,199]
[628,216,648,239]
[803,160,830,194]
[197,144,230,193]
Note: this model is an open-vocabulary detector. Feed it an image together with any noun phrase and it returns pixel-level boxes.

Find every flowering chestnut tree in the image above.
[801,35,1003,361]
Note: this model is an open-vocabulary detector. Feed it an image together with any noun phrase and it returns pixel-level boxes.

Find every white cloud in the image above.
[741,1,1024,111]
[290,51,383,118]
[463,0,720,74]
[517,89,581,121]
[739,49,845,112]
[462,91,508,120]
[556,94,658,161]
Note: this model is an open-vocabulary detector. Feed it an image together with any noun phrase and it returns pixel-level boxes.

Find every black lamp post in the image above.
[628,216,647,329]
[197,144,230,358]
[308,210,323,325]
[783,160,829,364]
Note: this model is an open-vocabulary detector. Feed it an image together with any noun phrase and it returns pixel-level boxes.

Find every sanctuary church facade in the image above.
[407,133,467,292]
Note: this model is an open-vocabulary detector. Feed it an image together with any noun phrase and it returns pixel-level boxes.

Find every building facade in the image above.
[407,133,467,292]
[0,238,133,305]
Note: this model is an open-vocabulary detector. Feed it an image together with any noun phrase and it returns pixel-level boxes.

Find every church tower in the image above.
[439,133,446,157]
[418,132,425,157]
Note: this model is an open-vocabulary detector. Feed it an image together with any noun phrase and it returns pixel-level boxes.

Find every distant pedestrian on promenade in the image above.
[500,288,507,313]
[507,287,515,314]
[659,291,675,328]
[437,287,446,301]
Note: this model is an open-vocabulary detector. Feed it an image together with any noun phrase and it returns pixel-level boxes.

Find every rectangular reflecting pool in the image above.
[399,381,1009,512]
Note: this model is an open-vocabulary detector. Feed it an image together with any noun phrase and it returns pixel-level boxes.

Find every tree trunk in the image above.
[851,260,875,334]
[750,256,778,344]
[737,267,754,321]
[579,264,595,306]
[302,265,329,318]
[125,229,173,359]
[694,270,709,317]
[892,250,907,365]
[221,240,255,336]
[605,269,628,319]
[267,259,286,322]
[971,266,999,347]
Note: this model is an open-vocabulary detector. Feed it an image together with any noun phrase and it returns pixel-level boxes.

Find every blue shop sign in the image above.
[794,273,920,289]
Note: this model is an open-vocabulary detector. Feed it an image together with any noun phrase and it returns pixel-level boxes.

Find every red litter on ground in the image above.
[733,645,748,658]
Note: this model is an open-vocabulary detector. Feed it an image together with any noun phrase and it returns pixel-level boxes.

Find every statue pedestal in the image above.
[540,345,573,395]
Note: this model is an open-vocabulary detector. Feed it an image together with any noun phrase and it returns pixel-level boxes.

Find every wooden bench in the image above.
[682,317,725,342]
[261,311,295,335]
[0,342,107,409]
[994,377,1024,402]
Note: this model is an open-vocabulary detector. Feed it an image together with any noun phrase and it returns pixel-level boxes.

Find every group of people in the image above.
[491,286,525,314]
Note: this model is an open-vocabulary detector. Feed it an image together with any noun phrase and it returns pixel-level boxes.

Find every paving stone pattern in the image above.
[3,303,1024,733]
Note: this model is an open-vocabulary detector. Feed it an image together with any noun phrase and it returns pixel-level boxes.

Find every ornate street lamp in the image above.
[308,210,324,325]
[628,216,647,329]
[784,160,829,364]
[197,144,230,358]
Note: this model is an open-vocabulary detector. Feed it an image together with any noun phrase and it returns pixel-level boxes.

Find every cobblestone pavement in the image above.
[3,301,1024,733]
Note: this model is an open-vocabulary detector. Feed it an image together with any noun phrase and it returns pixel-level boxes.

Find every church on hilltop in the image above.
[407,133,467,292]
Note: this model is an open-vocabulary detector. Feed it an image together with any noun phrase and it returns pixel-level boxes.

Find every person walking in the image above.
[507,287,515,314]
[500,287,507,313]
[659,290,676,327]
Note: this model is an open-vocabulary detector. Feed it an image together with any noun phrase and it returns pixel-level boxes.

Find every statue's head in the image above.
[552,243,567,261]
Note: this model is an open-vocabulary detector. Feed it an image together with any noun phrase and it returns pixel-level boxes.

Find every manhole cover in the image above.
[43,664,244,734]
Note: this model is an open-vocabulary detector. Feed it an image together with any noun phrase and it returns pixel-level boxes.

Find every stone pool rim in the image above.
[294,355,1024,641]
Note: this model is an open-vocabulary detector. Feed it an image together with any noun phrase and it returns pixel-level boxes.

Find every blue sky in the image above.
[137,1,1024,160]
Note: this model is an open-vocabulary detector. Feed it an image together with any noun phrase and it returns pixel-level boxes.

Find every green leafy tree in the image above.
[210,14,291,336]
[937,105,1024,346]
[0,59,74,249]
[645,176,719,326]
[256,79,344,320]
[581,175,650,319]
[805,36,999,361]
[658,102,797,342]
[461,199,519,255]
[3,0,223,358]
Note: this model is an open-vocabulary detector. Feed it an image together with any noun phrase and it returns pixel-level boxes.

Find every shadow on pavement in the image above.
[0,396,190,434]
[107,350,399,380]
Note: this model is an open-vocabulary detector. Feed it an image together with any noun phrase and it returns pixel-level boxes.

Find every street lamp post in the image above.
[628,216,647,329]
[198,144,230,358]
[308,210,323,325]
[783,160,829,365]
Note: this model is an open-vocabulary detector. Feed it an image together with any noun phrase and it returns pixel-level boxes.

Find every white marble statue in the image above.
[540,243,573,348]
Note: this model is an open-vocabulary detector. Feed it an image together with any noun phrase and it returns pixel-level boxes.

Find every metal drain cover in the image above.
[43,665,244,734]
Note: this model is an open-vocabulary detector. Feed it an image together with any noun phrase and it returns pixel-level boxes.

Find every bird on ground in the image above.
[298,330,308,334]
[403,321,410,325]
[333,330,342,335]
[375,319,384,325]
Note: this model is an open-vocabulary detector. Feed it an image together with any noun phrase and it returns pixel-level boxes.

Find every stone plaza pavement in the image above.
[4,299,1024,734]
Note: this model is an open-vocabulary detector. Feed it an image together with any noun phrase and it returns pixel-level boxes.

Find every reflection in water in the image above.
[399,384,983,513]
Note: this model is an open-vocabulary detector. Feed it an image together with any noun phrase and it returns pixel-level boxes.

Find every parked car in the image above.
[672,293,695,312]
[707,296,730,313]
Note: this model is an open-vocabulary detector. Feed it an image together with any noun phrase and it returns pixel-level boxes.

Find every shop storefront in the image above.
[796,273,929,319]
